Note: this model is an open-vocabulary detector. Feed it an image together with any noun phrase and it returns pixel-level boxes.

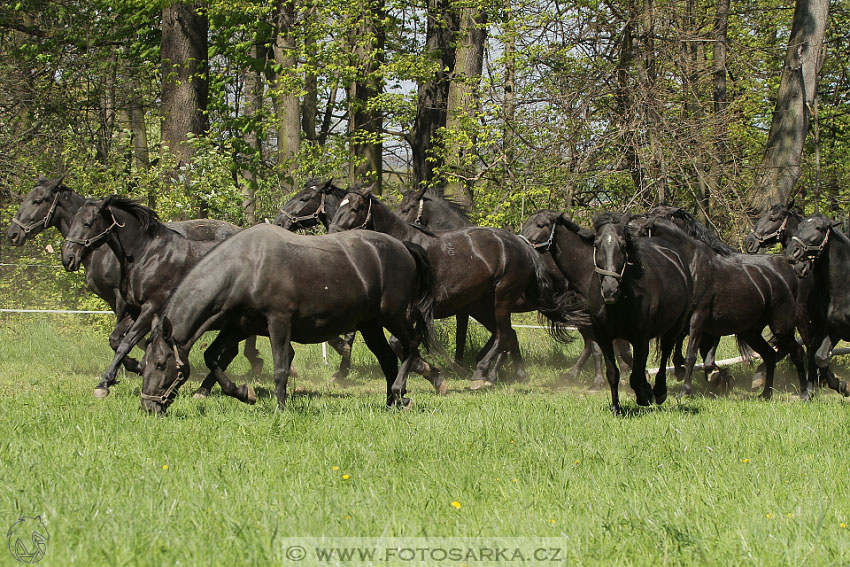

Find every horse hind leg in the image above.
[358,323,407,407]
[814,336,850,397]
[110,314,142,375]
[597,339,622,416]
[629,342,653,406]
[267,315,296,412]
[200,329,257,404]
[737,331,777,400]
[653,335,678,405]
[242,335,264,375]
[328,331,356,381]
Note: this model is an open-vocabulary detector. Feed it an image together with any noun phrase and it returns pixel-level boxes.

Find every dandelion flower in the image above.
[841,522,846,529]
[451,501,462,510]
[162,465,168,471]
[786,513,794,519]
[741,458,750,463]
[574,460,580,465]
[332,466,340,471]
[342,474,351,480]
[766,514,773,519]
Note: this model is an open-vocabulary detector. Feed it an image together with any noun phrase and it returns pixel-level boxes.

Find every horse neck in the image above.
[320,192,345,230]
[551,225,594,295]
[105,209,176,267]
[781,215,802,249]
[821,229,850,294]
[53,190,86,237]
[426,201,471,229]
[371,198,418,240]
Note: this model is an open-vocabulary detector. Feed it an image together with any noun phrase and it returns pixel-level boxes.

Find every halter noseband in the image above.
[349,197,373,230]
[12,191,62,234]
[519,221,558,252]
[65,210,125,248]
[140,344,187,406]
[277,192,327,226]
[791,227,830,260]
[749,214,789,246]
[593,246,628,279]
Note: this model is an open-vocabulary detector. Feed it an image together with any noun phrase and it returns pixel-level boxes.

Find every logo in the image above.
[7,516,49,563]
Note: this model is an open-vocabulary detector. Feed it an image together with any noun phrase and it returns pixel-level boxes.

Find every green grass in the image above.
[1,315,849,566]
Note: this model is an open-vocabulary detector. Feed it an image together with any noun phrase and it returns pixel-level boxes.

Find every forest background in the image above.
[0,0,845,245]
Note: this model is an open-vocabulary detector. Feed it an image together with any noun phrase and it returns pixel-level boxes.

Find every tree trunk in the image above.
[704,0,730,222]
[271,0,301,194]
[160,1,209,167]
[443,6,487,207]
[753,0,829,209]
[502,0,516,165]
[348,0,385,193]
[241,45,265,225]
[409,0,457,191]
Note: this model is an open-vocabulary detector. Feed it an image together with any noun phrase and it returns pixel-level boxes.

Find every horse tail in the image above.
[526,248,590,343]
[734,334,757,362]
[403,241,437,351]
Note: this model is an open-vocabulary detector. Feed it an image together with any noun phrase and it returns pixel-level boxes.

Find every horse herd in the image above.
[6,177,849,415]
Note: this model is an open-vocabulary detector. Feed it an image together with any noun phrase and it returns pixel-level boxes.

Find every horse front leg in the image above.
[653,334,678,405]
[597,339,622,416]
[94,306,157,398]
[109,312,142,375]
[629,341,653,406]
[814,335,850,397]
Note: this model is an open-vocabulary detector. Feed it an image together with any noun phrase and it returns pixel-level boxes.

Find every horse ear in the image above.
[414,186,427,201]
[160,316,173,341]
[363,182,376,195]
[45,176,64,191]
[320,178,334,192]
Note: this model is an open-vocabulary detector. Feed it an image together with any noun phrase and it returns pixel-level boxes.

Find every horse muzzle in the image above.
[6,224,24,246]
[743,235,762,254]
[601,277,621,304]
[791,258,812,279]
[140,397,168,415]
[62,250,82,272]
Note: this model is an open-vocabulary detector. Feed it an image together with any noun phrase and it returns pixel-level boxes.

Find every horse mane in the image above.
[408,223,437,237]
[420,190,472,223]
[101,195,161,234]
[769,203,804,221]
[542,211,593,242]
[649,206,735,256]
[593,211,629,231]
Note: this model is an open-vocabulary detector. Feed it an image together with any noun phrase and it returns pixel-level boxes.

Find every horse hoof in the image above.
[708,370,722,388]
[403,398,413,410]
[251,361,264,376]
[289,365,299,378]
[751,375,765,390]
[193,391,207,399]
[655,391,668,405]
[93,387,110,399]
[435,377,448,396]
[244,384,257,404]
[469,379,493,391]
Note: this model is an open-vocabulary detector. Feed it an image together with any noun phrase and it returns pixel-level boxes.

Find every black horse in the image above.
[519,210,633,388]
[140,224,437,414]
[745,204,806,253]
[590,212,694,414]
[785,214,850,397]
[273,179,358,379]
[632,210,807,400]
[329,190,589,387]
[7,177,263,376]
[60,196,256,401]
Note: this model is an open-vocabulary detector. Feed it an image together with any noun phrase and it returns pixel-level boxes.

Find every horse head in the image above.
[593,212,631,304]
[785,214,838,278]
[328,190,373,232]
[274,178,334,230]
[7,176,66,245]
[140,315,191,414]
[746,204,793,253]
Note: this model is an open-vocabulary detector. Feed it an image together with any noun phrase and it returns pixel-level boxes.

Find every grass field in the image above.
[1,314,849,566]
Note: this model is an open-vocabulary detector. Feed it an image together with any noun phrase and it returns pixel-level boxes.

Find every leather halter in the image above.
[749,214,789,247]
[593,246,627,279]
[65,210,125,248]
[519,221,557,252]
[11,191,61,234]
[348,197,373,229]
[277,192,327,226]
[140,344,187,405]
[414,198,425,225]
[791,228,830,259]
